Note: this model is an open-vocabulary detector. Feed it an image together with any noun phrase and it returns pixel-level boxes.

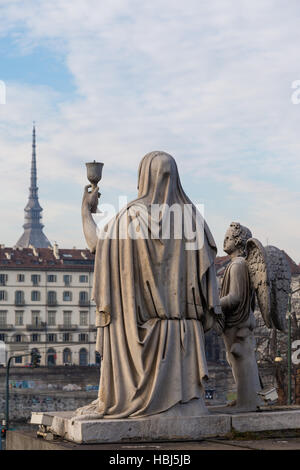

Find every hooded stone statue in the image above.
[77,151,221,419]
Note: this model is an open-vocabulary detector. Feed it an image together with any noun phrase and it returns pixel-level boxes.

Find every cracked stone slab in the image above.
[46,412,231,444]
[231,410,300,433]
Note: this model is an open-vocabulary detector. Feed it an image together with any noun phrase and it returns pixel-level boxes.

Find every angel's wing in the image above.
[246,238,291,332]
[246,238,271,328]
[264,245,291,332]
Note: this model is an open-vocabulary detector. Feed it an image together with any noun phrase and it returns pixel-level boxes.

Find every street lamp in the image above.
[275,350,283,363]
[288,287,300,405]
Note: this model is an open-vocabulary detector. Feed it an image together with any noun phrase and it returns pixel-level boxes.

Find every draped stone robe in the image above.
[220,256,262,409]
[220,257,255,329]
[92,151,222,418]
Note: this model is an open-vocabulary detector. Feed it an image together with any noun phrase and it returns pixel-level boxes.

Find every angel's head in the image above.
[224,222,252,256]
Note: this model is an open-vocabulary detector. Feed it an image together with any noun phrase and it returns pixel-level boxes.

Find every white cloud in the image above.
[0,0,299,261]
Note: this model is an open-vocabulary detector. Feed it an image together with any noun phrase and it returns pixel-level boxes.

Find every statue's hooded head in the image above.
[124,150,217,254]
[224,222,252,256]
[136,151,185,206]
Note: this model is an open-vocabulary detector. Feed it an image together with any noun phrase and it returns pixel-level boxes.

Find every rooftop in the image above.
[0,246,94,271]
[214,251,300,276]
[0,245,298,275]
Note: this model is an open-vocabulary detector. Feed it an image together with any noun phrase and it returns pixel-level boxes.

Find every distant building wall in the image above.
[0,366,100,421]
[0,246,97,367]
[0,390,98,422]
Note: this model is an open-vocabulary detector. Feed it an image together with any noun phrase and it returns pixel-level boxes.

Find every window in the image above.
[95,352,101,365]
[47,348,56,366]
[63,333,71,342]
[79,275,88,283]
[0,274,7,286]
[17,274,25,282]
[0,333,6,341]
[63,275,72,286]
[0,290,7,301]
[31,274,41,286]
[32,334,39,342]
[32,311,40,326]
[63,311,72,327]
[79,333,88,342]
[15,335,22,343]
[80,311,88,326]
[15,311,23,326]
[79,291,88,305]
[47,334,57,342]
[31,291,41,301]
[47,274,57,283]
[63,291,72,302]
[15,356,22,364]
[47,291,57,305]
[79,348,88,366]
[48,311,56,326]
[15,290,25,305]
[63,348,72,364]
[0,311,7,326]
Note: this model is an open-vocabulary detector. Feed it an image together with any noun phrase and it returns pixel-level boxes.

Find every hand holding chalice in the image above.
[84,161,104,213]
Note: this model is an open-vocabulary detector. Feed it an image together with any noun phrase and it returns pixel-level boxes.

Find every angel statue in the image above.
[219,222,291,411]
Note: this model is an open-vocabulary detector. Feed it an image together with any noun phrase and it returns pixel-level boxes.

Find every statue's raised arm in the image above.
[81,184,99,253]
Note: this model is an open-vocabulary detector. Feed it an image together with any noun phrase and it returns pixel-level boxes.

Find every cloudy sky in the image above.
[0,0,299,262]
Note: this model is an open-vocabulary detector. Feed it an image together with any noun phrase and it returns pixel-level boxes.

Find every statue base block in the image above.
[31,411,231,444]
[30,407,300,444]
[231,408,300,433]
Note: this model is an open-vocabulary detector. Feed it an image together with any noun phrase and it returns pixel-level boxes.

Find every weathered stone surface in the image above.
[30,411,54,426]
[47,412,231,444]
[232,410,300,432]
[31,408,300,444]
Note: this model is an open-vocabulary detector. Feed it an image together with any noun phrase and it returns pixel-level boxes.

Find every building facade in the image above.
[0,245,97,366]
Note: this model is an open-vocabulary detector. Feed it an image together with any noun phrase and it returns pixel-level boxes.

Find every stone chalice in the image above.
[85,160,104,213]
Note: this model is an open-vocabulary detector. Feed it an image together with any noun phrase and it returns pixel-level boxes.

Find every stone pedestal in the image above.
[31,411,231,444]
[30,407,300,445]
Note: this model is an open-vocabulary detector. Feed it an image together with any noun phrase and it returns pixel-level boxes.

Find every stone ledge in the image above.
[30,408,300,444]
[231,410,300,433]
[38,412,231,444]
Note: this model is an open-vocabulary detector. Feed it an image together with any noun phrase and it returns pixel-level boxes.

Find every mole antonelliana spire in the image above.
[16,124,52,248]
